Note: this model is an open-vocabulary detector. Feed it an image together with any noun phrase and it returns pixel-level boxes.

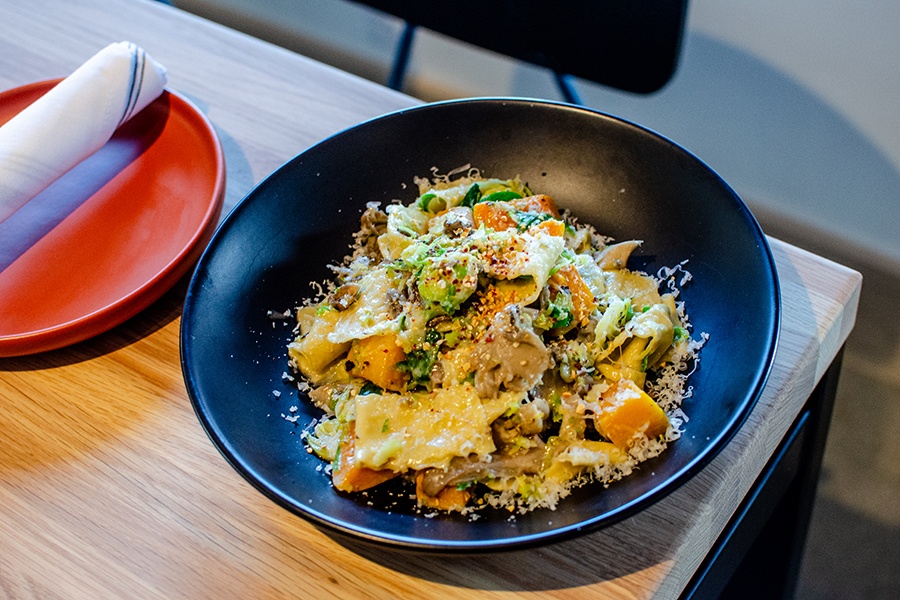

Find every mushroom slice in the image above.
[596,240,642,271]
[472,305,550,398]
[417,444,546,498]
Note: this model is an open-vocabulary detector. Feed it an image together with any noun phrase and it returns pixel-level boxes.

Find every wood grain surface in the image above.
[0,1,862,598]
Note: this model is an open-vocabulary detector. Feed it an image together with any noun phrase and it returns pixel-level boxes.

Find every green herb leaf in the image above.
[359,382,383,395]
[513,210,553,231]
[397,328,443,388]
[481,190,523,204]
[460,183,482,208]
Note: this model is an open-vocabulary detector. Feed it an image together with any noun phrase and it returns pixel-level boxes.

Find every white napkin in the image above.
[0,42,168,224]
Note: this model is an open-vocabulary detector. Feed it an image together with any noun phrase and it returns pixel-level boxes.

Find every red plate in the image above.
[0,79,225,356]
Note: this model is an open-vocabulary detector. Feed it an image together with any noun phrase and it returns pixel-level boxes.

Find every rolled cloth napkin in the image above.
[0,42,168,223]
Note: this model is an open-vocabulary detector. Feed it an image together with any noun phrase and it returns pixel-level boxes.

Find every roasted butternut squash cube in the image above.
[348,334,408,392]
[512,194,561,218]
[530,218,565,237]
[472,201,517,231]
[549,264,598,323]
[596,379,669,448]
[472,194,563,233]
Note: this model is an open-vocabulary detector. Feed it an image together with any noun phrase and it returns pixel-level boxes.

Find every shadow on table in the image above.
[332,522,677,592]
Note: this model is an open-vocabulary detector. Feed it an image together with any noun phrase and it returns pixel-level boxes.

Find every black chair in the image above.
[350,0,689,104]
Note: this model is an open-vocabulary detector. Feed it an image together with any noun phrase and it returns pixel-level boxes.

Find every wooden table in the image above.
[0,1,862,598]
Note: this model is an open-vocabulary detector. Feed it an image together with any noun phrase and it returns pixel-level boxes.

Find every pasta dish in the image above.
[287,169,703,513]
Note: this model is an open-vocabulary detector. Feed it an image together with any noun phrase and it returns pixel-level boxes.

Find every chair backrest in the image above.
[351,0,689,94]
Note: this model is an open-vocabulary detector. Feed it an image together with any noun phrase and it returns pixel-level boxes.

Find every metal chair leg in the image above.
[554,71,583,105]
[388,22,417,92]
[390,21,581,106]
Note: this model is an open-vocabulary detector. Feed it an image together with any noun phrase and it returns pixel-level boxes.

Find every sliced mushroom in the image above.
[472,304,550,398]
[492,397,551,447]
[438,206,476,237]
[417,444,546,497]
[355,203,388,260]
[595,240,642,270]
[327,283,360,311]
[517,397,551,436]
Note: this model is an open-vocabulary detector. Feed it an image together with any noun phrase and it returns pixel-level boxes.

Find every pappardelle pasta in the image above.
[288,168,703,513]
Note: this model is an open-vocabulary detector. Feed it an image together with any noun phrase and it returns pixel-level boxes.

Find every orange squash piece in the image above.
[472,201,517,231]
[596,379,670,448]
[530,218,565,237]
[472,194,563,233]
[549,264,597,323]
[348,334,408,392]
[332,422,399,492]
[512,194,561,218]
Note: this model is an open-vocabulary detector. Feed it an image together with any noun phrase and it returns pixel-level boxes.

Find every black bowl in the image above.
[180,98,779,551]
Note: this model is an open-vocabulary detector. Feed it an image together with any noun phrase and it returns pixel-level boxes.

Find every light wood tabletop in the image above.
[0,0,862,598]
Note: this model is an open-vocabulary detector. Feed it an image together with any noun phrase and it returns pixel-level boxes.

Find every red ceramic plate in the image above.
[0,80,225,356]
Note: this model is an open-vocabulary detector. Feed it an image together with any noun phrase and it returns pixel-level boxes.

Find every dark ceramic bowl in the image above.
[180,98,779,551]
